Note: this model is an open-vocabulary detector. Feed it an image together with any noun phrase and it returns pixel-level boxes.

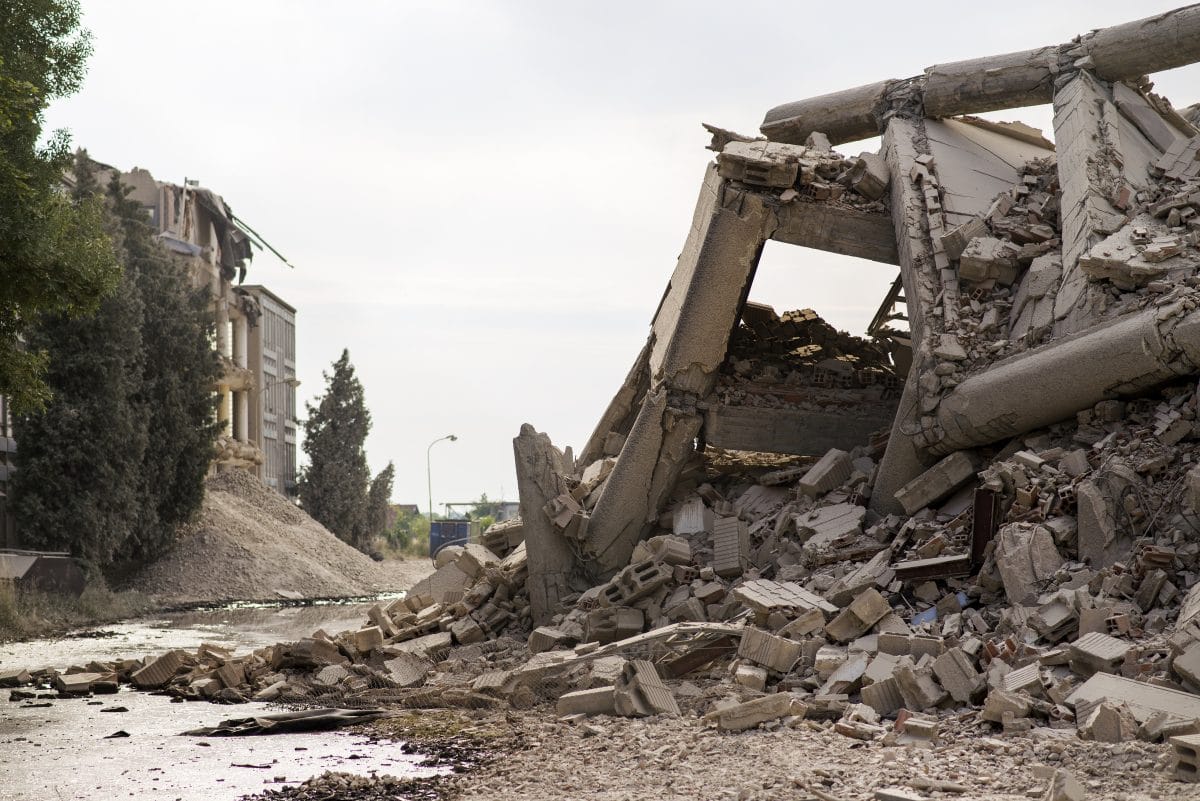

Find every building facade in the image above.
[240,285,299,496]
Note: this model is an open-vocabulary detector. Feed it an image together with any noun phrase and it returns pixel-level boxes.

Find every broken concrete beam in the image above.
[131,651,185,689]
[762,7,1200,145]
[771,199,899,265]
[893,451,980,515]
[930,307,1200,455]
[705,692,809,732]
[557,686,617,717]
[738,627,803,673]
[826,588,892,643]
[799,448,853,498]
[578,341,651,468]
[514,424,576,626]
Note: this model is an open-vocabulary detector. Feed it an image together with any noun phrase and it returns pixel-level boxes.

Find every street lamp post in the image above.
[426,434,458,527]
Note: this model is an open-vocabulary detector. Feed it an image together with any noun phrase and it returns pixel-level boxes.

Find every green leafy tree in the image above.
[298,349,373,551]
[365,461,395,544]
[11,158,218,568]
[388,508,430,557]
[0,0,120,413]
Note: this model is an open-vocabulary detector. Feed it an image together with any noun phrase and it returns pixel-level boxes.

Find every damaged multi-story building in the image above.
[0,162,299,545]
[92,164,301,493]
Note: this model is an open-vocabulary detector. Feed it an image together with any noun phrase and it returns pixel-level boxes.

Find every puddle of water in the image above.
[0,688,441,801]
[0,595,403,673]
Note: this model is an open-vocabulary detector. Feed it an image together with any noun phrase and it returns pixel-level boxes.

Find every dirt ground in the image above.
[240,707,1191,801]
[127,470,431,604]
[433,710,1186,801]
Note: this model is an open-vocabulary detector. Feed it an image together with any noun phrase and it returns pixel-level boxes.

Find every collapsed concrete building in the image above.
[16,5,1200,791]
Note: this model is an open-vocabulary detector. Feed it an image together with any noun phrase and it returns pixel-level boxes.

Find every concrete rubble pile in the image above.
[13,4,1200,790]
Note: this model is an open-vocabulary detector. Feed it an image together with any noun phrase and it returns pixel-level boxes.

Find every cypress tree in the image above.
[366,461,395,546]
[12,156,218,569]
[298,350,373,551]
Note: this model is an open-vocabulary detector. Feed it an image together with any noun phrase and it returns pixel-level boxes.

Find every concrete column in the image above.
[235,390,249,442]
[232,315,248,369]
[928,306,1200,455]
[218,389,232,436]
[216,301,230,359]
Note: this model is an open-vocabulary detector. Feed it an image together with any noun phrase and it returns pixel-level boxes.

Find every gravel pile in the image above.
[128,470,427,604]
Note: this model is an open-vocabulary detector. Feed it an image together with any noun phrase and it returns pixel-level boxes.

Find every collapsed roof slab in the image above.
[761,4,1200,146]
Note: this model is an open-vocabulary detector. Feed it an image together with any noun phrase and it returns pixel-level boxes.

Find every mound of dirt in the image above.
[128,470,428,604]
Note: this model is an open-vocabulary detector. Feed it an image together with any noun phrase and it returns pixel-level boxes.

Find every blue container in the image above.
[429,520,471,560]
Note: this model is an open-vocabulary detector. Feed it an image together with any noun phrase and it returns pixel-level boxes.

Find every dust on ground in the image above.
[126,470,431,605]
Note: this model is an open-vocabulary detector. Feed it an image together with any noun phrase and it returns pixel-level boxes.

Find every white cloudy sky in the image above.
[46,1,1199,513]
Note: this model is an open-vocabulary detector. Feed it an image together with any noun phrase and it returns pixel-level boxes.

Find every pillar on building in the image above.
[218,388,232,436]
[233,315,248,369]
[235,390,249,442]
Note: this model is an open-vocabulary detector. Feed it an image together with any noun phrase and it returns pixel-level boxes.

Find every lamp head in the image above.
[448,434,458,442]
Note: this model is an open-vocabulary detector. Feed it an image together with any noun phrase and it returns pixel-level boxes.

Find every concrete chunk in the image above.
[995,523,1064,605]
[557,686,617,717]
[894,451,980,515]
[798,449,853,498]
[932,647,984,703]
[826,588,891,643]
[131,650,185,689]
[738,627,803,673]
[705,692,809,732]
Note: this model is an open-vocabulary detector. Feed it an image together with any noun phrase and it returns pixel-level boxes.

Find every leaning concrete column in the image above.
[929,305,1200,455]
[870,118,938,515]
[514,424,576,626]
[583,163,775,575]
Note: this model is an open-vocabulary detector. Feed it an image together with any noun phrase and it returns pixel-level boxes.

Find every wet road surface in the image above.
[0,597,440,801]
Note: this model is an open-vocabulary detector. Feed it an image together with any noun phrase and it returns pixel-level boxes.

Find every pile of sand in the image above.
[129,470,428,604]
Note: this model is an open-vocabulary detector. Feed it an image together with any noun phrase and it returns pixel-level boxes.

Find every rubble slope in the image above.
[126,471,422,604]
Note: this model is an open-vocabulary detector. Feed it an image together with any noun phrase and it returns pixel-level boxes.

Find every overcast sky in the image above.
[46,1,1200,513]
